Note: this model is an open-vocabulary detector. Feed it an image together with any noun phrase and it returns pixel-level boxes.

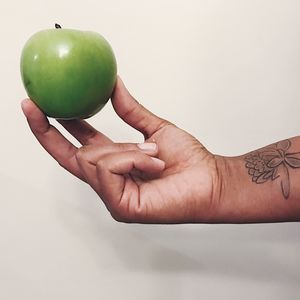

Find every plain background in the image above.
[1,0,300,299]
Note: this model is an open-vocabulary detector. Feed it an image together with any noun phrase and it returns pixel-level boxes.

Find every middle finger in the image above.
[58,119,112,146]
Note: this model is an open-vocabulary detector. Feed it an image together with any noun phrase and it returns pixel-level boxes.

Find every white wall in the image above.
[1,0,300,299]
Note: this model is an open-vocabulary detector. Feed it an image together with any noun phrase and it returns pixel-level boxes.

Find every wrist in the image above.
[215,154,300,223]
[214,155,272,223]
[208,154,238,223]
[214,155,254,223]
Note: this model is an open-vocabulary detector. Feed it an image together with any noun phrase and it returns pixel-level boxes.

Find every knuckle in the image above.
[117,143,137,152]
[95,158,107,171]
[84,129,99,144]
[130,149,144,158]
[75,146,88,161]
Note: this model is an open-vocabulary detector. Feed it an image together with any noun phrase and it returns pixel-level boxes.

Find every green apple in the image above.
[20,24,117,119]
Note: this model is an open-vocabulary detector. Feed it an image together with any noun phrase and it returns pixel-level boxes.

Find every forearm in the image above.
[218,137,300,223]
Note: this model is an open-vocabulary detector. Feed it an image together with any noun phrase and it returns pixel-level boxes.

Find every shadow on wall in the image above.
[55,176,300,285]
[98,223,300,285]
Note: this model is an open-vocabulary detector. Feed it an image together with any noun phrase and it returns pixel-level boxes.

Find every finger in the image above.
[111,77,170,138]
[95,151,165,209]
[21,99,84,181]
[58,119,112,146]
[75,142,159,190]
[75,144,141,191]
[100,151,165,175]
[76,156,98,190]
[76,142,159,164]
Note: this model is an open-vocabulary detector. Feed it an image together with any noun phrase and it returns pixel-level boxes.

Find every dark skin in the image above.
[22,77,300,223]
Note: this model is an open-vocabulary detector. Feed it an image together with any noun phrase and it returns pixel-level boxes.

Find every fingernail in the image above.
[151,157,165,168]
[138,142,157,152]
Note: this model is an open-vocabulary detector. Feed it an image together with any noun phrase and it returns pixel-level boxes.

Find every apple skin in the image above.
[20,27,117,119]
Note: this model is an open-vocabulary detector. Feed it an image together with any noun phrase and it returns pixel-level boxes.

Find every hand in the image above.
[21,77,225,223]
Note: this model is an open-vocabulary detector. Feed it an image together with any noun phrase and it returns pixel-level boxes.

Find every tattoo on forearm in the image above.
[245,139,300,199]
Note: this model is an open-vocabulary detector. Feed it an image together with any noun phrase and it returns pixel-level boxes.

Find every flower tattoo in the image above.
[245,139,300,199]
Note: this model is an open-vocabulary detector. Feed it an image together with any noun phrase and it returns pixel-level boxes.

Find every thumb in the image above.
[111,77,170,138]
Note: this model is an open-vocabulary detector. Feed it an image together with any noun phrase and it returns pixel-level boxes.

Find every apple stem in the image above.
[55,23,62,29]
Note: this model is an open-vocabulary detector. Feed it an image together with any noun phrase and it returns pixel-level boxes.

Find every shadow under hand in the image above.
[100,223,300,285]
[55,175,300,285]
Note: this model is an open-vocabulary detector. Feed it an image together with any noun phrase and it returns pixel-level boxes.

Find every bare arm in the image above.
[21,77,300,224]
[218,137,300,223]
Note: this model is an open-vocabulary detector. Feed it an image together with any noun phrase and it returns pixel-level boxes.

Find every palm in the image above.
[120,124,217,223]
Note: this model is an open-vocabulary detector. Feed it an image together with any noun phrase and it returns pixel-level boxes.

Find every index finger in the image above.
[58,119,112,146]
[21,99,85,181]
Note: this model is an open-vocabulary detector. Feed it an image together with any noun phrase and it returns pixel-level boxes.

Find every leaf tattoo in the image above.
[245,139,300,199]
